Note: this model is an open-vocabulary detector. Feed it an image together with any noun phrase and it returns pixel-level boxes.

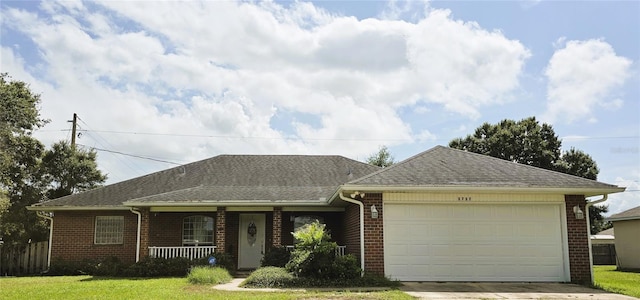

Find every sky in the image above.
[1,0,638,215]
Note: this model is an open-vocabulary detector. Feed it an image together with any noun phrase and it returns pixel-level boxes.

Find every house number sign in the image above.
[457,196,472,201]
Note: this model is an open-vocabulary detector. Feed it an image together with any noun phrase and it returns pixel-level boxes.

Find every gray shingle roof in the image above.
[347,146,622,192]
[34,155,380,208]
[608,205,640,221]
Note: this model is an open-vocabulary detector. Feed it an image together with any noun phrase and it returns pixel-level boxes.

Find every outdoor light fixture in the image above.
[573,206,584,219]
[371,205,378,219]
[350,191,365,198]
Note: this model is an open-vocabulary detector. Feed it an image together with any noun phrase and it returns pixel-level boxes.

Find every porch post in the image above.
[139,208,150,259]
[272,207,282,247]
[216,207,226,253]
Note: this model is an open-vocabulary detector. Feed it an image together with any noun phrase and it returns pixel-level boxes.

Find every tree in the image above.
[0,73,107,246]
[366,145,395,168]
[1,73,49,245]
[41,141,107,199]
[449,117,607,234]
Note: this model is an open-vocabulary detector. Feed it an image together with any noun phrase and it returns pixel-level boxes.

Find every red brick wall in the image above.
[343,204,361,261]
[216,208,226,253]
[272,208,282,246]
[362,193,384,275]
[51,210,137,264]
[139,208,150,258]
[565,194,591,284]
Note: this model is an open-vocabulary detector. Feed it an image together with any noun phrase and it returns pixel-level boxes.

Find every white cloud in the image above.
[1,0,531,183]
[605,177,640,216]
[543,39,632,124]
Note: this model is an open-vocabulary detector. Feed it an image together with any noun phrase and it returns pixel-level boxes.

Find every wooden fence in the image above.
[0,241,49,275]
[592,244,617,265]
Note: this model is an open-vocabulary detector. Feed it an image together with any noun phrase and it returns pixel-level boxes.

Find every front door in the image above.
[238,213,266,269]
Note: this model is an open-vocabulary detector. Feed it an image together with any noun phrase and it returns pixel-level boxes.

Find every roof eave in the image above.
[608,216,640,222]
[122,200,332,207]
[27,205,131,211]
[339,184,625,197]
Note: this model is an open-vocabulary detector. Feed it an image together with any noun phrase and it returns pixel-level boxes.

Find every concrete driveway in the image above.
[400,282,638,299]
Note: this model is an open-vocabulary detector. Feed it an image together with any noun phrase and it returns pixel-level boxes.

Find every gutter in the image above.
[585,194,608,285]
[338,192,365,277]
[129,208,142,262]
[340,185,624,197]
[35,212,54,269]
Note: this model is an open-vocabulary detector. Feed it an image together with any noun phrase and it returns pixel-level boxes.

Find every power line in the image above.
[78,144,183,165]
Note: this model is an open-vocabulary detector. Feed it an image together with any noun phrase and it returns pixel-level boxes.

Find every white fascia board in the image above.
[608,216,640,222]
[339,185,625,196]
[27,205,130,211]
[123,200,331,207]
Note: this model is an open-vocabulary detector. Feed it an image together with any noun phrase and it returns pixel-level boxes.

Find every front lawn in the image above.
[0,276,412,300]
[594,265,640,298]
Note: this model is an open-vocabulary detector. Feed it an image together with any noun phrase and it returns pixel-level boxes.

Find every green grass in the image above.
[0,276,412,300]
[187,266,232,285]
[594,265,640,298]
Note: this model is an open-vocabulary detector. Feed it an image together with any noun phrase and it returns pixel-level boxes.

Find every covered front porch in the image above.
[137,205,358,269]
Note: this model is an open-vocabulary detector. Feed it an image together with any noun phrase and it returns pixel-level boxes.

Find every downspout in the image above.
[36,212,54,269]
[130,208,141,262]
[339,192,365,276]
[585,194,608,285]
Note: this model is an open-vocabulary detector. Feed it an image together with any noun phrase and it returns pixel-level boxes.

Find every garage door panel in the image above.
[384,203,566,282]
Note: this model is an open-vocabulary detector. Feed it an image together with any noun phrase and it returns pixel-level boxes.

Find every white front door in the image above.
[238,213,266,269]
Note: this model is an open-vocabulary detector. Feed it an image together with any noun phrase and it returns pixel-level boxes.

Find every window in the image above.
[182,216,214,245]
[95,216,124,244]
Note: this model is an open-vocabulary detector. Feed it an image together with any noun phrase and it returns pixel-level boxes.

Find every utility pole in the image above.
[69,113,77,148]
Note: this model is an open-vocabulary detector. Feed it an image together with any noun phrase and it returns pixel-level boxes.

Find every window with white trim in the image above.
[182,215,214,246]
[94,216,124,244]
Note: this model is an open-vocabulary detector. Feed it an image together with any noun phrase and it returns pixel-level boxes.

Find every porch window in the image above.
[182,215,214,246]
[95,216,124,245]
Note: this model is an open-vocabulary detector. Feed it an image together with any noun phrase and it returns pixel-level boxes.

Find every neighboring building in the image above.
[608,205,640,270]
[591,228,616,265]
[29,146,624,283]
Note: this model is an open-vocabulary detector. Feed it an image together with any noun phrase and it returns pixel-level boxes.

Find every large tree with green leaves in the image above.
[449,116,607,234]
[0,73,107,245]
[366,145,395,168]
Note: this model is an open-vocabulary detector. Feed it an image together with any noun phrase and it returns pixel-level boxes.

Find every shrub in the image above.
[261,246,290,267]
[48,257,126,276]
[193,252,236,275]
[285,221,337,278]
[328,254,361,279]
[241,267,295,288]
[187,266,232,285]
[123,257,196,277]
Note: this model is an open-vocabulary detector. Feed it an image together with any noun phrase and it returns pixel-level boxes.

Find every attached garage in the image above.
[384,200,569,282]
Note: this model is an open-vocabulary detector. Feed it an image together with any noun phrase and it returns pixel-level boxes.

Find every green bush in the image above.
[48,257,126,276]
[123,257,197,277]
[193,252,236,275]
[187,266,232,285]
[285,221,337,278]
[328,254,361,279]
[241,267,295,288]
[261,246,290,267]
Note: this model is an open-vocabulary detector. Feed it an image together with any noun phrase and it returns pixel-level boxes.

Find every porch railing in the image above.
[285,245,346,256]
[148,246,216,260]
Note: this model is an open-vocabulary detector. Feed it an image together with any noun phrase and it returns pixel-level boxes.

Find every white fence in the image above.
[148,246,217,260]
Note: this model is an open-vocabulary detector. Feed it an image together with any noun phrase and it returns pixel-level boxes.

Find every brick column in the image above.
[139,208,150,259]
[362,193,384,275]
[216,207,226,253]
[272,207,282,247]
[565,195,591,284]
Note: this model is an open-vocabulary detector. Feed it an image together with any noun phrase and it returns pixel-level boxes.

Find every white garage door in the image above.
[384,203,567,282]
